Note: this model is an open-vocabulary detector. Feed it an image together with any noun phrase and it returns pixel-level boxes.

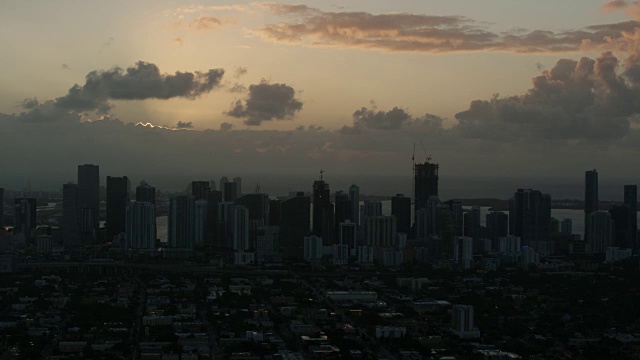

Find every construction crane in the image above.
[419,140,431,162]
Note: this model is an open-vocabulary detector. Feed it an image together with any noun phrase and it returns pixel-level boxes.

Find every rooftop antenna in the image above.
[419,141,430,162]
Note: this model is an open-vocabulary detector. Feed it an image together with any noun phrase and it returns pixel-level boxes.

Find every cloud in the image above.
[220,122,234,131]
[20,97,39,110]
[255,3,640,54]
[226,81,303,125]
[173,37,184,46]
[234,66,248,78]
[54,61,225,112]
[61,64,70,70]
[452,51,640,141]
[176,121,193,129]
[189,16,227,31]
[228,83,247,93]
[339,106,443,133]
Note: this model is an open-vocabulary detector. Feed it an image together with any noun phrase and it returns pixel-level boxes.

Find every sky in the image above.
[1,0,640,192]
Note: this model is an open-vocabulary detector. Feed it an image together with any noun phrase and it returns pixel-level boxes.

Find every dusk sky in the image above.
[2,0,640,190]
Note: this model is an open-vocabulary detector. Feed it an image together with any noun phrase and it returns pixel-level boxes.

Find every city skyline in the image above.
[3,1,640,186]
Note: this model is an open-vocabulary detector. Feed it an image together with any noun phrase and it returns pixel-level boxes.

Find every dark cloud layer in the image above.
[340,106,443,134]
[176,121,193,129]
[453,51,640,141]
[256,3,640,54]
[227,81,303,125]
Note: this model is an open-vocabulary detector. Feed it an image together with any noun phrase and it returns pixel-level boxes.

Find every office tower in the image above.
[312,177,334,245]
[486,211,508,244]
[136,181,156,205]
[78,164,100,234]
[217,202,234,248]
[455,237,473,269]
[624,185,637,249]
[414,159,439,211]
[168,195,195,250]
[209,180,216,191]
[338,220,357,251]
[415,208,429,241]
[585,169,598,242]
[233,177,242,196]
[234,194,269,225]
[437,204,457,258]
[609,205,630,248]
[62,183,81,250]
[206,190,223,247]
[195,200,208,246]
[560,218,572,234]
[106,176,129,243]
[509,189,552,255]
[588,210,612,253]
[450,305,480,338]
[463,207,481,238]
[232,205,250,251]
[363,215,397,247]
[446,200,463,236]
[334,191,352,226]
[392,194,411,235]
[361,200,382,221]
[269,199,281,226]
[191,181,210,201]
[220,177,229,198]
[281,192,311,257]
[303,235,323,261]
[551,217,560,234]
[0,188,3,227]
[224,181,239,202]
[14,198,37,240]
[349,184,360,226]
[423,196,441,236]
[125,202,156,253]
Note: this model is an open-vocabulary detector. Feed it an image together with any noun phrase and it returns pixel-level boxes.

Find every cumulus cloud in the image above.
[234,66,248,78]
[255,3,640,54]
[55,61,224,111]
[176,121,193,129]
[340,106,443,133]
[226,81,303,125]
[189,16,226,31]
[220,122,234,131]
[453,51,640,141]
[602,0,640,18]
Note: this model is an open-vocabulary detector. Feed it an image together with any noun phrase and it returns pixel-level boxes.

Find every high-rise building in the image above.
[168,195,195,250]
[392,194,411,235]
[334,191,352,226]
[106,176,129,243]
[194,200,208,246]
[363,215,397,247]
[125,201,156,253]
[313,177,334,245]
[450,305,480,338]
[209,180,216,191]
[349,184,360,226]
[62,183,81,250]
[269,199,281,226]
[610,205,631,248]
[338,220,357,251]
[560,218,573,234]
[361,200,382,221]
[588,210,612,254]
[14,198,37,240]
[234,194,269,225]
[233,205,250,251]
[220,177,229,198]
[192,181,210,201]
[0,188,3,228]
[233,177,242,196]
[136,181,156,204]
[414,160,439,211]
[624,185,637,250]
[303,235,323,262]
[463,207,481,238]
[455,236,473,269]
[486,211,508,245]
[446,200,463,236]
[281,192,310,257]
[509,189,552,255]
[585,169,599,242]
[78,164,100,234]
[224,182,239,202]
[206,190,223,247]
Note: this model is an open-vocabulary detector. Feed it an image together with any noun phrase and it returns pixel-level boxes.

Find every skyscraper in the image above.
[0,188,3,228]
[414,160,439,211]
[624,185,637,250]
[588,210,613,254]
[106,176,129,243]
[334,191,352,226]
[195,200,208,246]
[136,181,156,205]
[191,181,210,201]
[220,176,229,198]
[78,164,100,234]
[168,195,195,250]
[391,194,411,235]
[610,205,631,248]
[446,200,464,236]
[509,189,552,255]
[224,181,239,202]
[233,177,242,196]
[312,176,334,245]
[486,211,508,249]
[14,198,37,240]
[233,205,250,251]
[126,201,156,253]
[463,207,481,238]
[585,169,598,242]
[349,184,360,226]
[281,192,310,257]
[62,183,81,250]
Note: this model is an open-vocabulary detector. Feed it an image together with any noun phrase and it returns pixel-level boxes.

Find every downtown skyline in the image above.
[2,1,640,188]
